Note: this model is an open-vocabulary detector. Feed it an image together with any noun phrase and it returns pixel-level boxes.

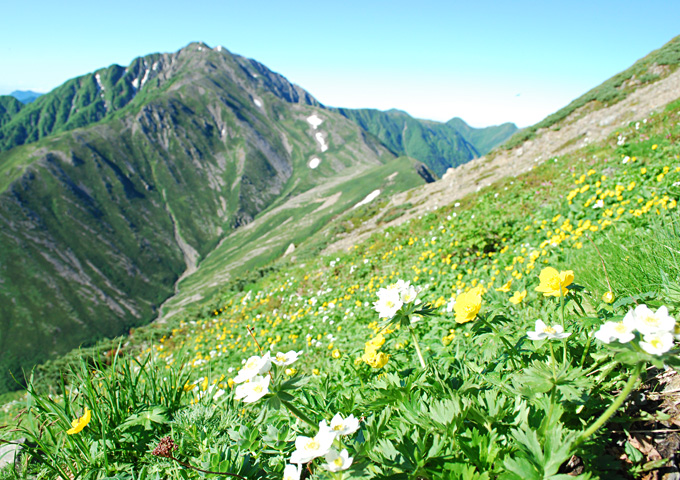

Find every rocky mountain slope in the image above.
[0,42,422,392]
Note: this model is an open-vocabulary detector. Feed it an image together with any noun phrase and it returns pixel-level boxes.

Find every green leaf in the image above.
[624,441,644,463]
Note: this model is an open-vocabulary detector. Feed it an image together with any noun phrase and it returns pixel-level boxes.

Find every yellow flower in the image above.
[331,349,341,359]
[67,407,91,435]
[652,144,658,150]
[362,350,389,368]
[365,333,385,350]
[602,291,615,304]
[509,290,526,305]
[453,289,482,324]
[495,279,512,293]
[534,267,574,297]
[442,329,456,346]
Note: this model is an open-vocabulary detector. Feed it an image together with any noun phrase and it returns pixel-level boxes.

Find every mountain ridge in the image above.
[333,107,517,176]
[0,42,320,154]
[0,42,412,392]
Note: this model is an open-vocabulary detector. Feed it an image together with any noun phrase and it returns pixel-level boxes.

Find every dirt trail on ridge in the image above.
[323,68,680,254]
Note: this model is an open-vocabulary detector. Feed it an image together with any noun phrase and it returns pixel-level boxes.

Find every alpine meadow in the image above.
[1,33,680,480]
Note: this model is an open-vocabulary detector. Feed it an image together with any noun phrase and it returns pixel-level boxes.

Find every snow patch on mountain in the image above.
[354,190,381,209]
[307,114,323,129]
[315,132,328,152]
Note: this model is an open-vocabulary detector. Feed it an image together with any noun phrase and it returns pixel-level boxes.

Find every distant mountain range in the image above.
[334,108,517,176]
[8,90,43,104]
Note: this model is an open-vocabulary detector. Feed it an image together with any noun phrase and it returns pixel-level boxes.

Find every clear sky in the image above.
[2,0,679,127]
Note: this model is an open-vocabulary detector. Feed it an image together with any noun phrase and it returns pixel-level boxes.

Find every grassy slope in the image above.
[333,108,488,177]
[504,34,680,149]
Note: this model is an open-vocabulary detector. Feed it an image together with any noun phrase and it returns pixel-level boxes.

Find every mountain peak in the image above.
[0,42,320,152]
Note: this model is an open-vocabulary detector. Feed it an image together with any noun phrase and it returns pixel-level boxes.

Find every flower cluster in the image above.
[233,350,302,403]
[360,332,389,368]
[285,413,359,476]
[595,304,677,355]
[373,280,420,319]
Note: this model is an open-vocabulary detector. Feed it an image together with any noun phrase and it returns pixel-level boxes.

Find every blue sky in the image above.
[2,0,679,127]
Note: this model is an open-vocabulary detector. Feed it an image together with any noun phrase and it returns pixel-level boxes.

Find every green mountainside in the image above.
[445,116,518,155]
[0,42,427,392]
[0,46,319,153]
[0,96,23,127]
[334,107,517,176]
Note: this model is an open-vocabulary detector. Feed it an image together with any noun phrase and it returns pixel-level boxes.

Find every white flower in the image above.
[623,305,676,336]
[234,353,271,384]
[594,321,635,344]
[399,284,419,304]
[319,413,360,437]
[527,320,571,341]
[290,428,336,464]
[639,331,675,355]
[272,350,301,366]
[282,463,302,480]
[212,388,225,401]
[324,448,353,472]
[592,199,604,209]
[373,287,403,319]
[233,375,270,403]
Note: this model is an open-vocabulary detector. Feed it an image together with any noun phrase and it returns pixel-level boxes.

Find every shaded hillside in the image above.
[0,96,23,127]
[445,117,518,155]
[335,108,517,176]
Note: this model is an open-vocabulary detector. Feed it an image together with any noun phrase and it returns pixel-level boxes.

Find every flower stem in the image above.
[559,292,568,364]
[575,362,644,447]
[579,333,594,369]
[282,400,318,429]
[409,326,427,369]
[548,342,558,380]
